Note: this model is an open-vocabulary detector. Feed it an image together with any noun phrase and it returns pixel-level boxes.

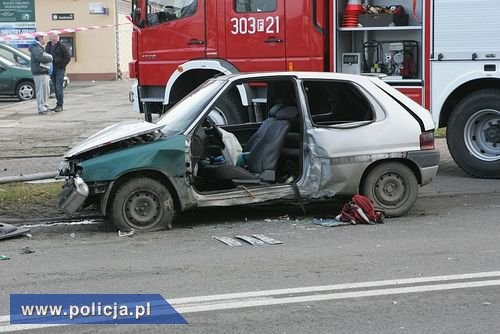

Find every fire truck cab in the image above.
[128,0,500,179]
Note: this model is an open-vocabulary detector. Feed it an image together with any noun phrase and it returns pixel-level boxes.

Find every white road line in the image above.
[175,279,500,313]
[1,271,500,332]
[169,270,500,304]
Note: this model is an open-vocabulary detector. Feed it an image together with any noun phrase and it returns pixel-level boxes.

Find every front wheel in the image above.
[447,89,500,178]
[17,81,35,101]
[361,162,419,217]
[110,177,174,232]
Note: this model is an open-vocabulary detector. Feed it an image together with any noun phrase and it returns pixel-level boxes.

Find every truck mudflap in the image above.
[58,177,89,214]
[407,150,440,185]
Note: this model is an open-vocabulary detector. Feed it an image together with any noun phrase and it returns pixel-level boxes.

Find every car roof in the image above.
[217,71,375,83]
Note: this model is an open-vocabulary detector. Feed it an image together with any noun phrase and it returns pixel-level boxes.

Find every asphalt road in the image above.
[0,183,499,332]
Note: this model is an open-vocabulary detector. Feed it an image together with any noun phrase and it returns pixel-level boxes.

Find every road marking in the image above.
[1,271,500,332]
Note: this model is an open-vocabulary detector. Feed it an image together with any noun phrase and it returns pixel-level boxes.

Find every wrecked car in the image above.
[57,72,439,231]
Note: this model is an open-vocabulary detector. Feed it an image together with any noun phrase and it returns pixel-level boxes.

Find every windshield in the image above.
[156,79,226,134]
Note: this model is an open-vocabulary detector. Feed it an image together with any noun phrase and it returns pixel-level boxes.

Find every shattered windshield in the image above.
[156,79,226,134]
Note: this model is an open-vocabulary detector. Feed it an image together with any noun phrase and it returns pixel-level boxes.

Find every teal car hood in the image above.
[65,120,165,158]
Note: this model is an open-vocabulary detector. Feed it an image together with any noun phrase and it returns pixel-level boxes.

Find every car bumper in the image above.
[58,176,89,214]
[407,150,440,186]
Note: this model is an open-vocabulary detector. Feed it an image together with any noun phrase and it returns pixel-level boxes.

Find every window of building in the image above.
[146,0,197,26]
[303,80,374,126]
[235,0,276,13]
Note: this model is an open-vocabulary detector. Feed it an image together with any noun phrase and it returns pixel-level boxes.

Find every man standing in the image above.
[46,35,70,112]
[29,36,53,115]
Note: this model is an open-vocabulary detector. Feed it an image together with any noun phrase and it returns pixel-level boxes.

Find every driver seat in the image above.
[205,104,299,184]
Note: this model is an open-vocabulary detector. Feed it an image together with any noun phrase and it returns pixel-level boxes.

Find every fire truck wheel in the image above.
[361,161,418,217]
[111,177,174,232]
[209,94,245,125]
[447,89,500,179]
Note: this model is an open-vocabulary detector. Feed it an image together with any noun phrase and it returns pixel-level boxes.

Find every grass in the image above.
[0,182,62,218]
[434,128,446,138]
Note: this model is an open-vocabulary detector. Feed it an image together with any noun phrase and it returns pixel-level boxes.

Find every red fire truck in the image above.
[128,0,500,179]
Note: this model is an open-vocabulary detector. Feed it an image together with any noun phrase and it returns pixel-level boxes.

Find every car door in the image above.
[224,0,286,71]
[0,60,14,94]
[301,79,385,196]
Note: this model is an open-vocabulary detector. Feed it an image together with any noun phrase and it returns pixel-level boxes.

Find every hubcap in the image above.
[123,190,161,228]
[19,85,34,100]
[464,109,500,162]
[373,172,408,207]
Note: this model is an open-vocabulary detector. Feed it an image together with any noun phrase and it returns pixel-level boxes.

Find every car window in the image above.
[0,45,30,67]
[146,0,197,26]
[0,56,15,67]
[235,0,276,12]
[303,80,374,126]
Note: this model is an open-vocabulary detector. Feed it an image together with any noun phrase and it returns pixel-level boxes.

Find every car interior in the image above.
[191,79,303,192]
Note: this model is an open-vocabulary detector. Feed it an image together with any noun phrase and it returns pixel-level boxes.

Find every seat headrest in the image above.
[275,105,299,121]
[268,104,284,118]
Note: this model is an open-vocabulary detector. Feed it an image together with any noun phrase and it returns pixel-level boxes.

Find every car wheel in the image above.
[447,89,500,179]
[111,177,174,232]
[361,162,418,217]
[17,81,35,101]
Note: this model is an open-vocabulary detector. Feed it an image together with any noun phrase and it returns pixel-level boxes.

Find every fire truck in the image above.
[128,0,500,179]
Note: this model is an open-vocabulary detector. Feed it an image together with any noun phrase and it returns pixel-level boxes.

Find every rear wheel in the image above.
[361,162,418,217]
[17,81,35,101]
[209,90,245,125]
[447,89,500,178]
[111,177,174,232]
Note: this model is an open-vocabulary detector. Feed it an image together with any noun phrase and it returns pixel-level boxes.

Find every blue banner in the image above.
[10,294,187,325]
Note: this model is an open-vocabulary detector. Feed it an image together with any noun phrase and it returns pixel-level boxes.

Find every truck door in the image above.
[137,0,206,86]
[225,0,286,71]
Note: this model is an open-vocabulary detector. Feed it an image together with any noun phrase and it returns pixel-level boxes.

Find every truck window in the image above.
[235,0,276,13]
[146,0,197,26]
[303,80,374,126]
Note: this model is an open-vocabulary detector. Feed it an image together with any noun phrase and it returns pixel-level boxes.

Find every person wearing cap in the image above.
[29,36,53,115]
[45,35,70,112]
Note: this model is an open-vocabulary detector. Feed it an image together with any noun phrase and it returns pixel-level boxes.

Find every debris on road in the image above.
[118,230,135,237]
[19,247,35,254]
[0,223,31,241]
[314,218,353,227]
[252,234,283,245]
[0,255,10,260]
[234,235,265,246]
[213,236,243,247]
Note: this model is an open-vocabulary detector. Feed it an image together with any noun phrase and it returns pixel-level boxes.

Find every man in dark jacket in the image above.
[46,35,70,112]
[29,36,53,114]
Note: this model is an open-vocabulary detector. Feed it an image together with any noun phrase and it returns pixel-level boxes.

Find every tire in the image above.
[361,162,419,217]
[209,90,245,125]
[447,89,500,179]
[110,177,174,232]
[17,81,35,101]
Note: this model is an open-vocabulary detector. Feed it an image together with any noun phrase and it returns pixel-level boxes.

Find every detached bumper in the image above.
[407,150,440,186]
[58,177,89,214]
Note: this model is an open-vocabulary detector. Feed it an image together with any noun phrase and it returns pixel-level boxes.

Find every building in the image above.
[0,0,133,80]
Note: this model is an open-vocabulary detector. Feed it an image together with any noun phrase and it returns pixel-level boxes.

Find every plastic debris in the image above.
[19,247,35,254]
[252,234,283,245]
[70,233,75,238]
[0,223,31,241]
[234,235,265,246]
[118,230,135,237]
[0,255,10,260]
[314,218,353,227]
[214,236,243,247]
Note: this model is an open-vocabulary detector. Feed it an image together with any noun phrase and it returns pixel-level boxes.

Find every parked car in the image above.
[58,72,440,232]
[0,43,70,100]
[0,55,35,101]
